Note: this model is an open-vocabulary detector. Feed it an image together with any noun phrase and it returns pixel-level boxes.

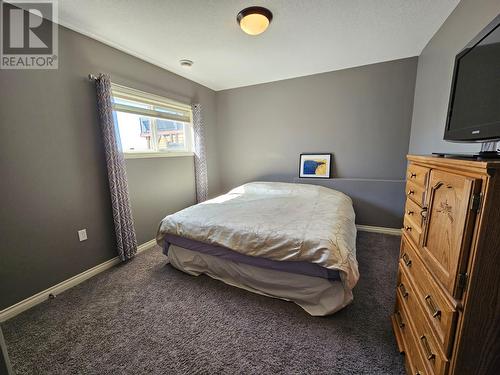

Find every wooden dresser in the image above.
[391,155,500,375]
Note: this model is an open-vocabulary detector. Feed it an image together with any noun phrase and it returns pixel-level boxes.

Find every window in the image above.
[111,84,193,157]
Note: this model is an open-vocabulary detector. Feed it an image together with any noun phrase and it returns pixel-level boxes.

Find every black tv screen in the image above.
[444,15,500,142]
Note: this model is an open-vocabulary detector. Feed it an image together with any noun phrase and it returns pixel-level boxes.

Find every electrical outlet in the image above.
[78,229,88,242]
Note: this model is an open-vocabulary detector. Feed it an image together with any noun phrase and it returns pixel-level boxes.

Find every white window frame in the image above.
[111,83,194,159]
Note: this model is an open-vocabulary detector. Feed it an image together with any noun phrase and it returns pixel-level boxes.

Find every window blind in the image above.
[111,83,192,123]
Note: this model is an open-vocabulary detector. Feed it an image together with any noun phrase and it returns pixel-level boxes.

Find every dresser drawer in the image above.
[392,290,429,375]
[405,197,424,230]
[406,180,426,207]
[396,269,449,375]
[400,237,458,357]
[403,216,422,247]
[407,163,430,188]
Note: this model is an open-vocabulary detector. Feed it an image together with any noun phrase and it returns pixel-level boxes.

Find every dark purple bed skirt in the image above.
[163,234,341,281]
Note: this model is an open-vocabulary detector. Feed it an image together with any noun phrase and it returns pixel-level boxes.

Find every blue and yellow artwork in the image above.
[299,154,332,178]
[303,159,327,175]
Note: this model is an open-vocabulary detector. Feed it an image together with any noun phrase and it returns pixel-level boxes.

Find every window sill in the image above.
[124,151,194,159]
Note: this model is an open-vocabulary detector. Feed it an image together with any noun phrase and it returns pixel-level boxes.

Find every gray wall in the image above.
[292,178,406,229]
[409,0,500,154]
[216,57,418,227]
[126,157,196,244]
[0,25,218,310]
[8,0,497,310]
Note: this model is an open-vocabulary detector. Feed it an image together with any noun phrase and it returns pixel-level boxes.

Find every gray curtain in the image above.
[95,74,137,261]
[192,104,208,203]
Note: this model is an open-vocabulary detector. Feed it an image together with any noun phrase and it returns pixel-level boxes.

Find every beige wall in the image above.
[409,0,500,154]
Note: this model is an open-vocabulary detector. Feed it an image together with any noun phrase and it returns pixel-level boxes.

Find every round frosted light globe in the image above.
[239,13,270,35]
[237,7,273,36]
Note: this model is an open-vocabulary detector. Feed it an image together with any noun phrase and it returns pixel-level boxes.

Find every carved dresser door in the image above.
[420,170,481,298]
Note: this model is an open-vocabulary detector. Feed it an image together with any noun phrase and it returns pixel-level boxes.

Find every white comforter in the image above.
[156,182,359,290]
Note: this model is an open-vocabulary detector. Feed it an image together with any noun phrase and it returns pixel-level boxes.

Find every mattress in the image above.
[157,182,358,286]
[167,245,352,316]
[156,181,359,315]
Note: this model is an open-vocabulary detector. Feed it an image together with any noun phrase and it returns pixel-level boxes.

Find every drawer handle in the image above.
[407,189,415,196]
[395,310,405,328]
[409,172,417,179]
[405,226,412,232]
[420,335,436,361]
[402,253,412,267]
[407,210,414,215]
[399,283,409,298]
[425,295,441,319]
[421,207,428,218]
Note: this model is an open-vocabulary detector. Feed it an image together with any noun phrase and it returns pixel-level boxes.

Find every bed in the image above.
[156,182,359,316]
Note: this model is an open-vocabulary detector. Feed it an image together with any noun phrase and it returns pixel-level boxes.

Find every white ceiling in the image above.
[58,0,460,91]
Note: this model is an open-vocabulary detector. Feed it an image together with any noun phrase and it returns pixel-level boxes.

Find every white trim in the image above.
[356,225,402,236]
[0,257,119,322]
[124,151,194,159]
[113,103,191,123]
[137,239,157,253]
[0,239,157,322]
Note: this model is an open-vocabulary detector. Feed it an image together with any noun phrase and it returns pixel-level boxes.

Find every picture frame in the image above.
[299,153,332,179]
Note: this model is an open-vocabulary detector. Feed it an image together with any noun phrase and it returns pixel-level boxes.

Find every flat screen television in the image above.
[444,14,500,144]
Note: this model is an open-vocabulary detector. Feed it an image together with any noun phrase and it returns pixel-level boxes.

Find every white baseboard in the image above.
[0,239,157,323]
[356,224,402,236]
[137,238,157,253]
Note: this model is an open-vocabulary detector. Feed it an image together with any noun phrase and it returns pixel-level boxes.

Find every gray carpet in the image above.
[2,232,405,374]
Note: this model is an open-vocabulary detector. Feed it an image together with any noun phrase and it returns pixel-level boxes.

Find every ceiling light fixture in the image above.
[179,59,193,68]
[237,6,273,36]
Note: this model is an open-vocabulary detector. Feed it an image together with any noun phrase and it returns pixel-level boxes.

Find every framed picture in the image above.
[299,153,332,178]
